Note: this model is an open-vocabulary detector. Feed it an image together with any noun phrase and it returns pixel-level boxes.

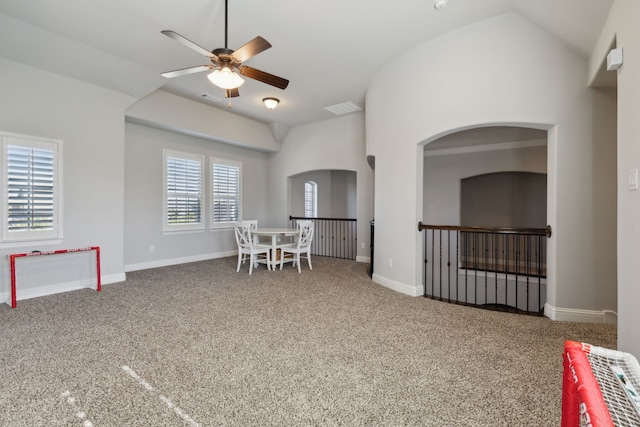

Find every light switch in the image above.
[629,168,638,191]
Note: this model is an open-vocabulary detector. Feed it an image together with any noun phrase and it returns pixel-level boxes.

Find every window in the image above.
[212,158,241,227]
[163,150,204,232]
[304,181,317,218]
[2,132,61,242]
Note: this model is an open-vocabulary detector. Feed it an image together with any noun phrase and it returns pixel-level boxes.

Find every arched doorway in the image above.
[421,125,549,313]
[287,169,359,260]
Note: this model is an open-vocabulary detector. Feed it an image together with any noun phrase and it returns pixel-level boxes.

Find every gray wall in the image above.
[461,172,547,228]
[597,0,640,356]
[424,144,547,227]
[269,113,373,263]
[291,170,357,219]
[0,57,133,301]
[370,12,617,326]
[124,122,270,271]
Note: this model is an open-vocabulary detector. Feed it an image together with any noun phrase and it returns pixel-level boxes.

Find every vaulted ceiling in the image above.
[0,0,613,129]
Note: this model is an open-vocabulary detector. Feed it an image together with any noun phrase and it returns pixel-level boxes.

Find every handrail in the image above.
[418,222,549,314]
[418,222,552,237]
[288,216,357,260]
[290,215,356,222]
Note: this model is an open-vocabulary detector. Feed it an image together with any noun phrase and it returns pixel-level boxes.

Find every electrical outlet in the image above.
[149,245,155,253]
[361,242,365,249]
[388,258,393,268]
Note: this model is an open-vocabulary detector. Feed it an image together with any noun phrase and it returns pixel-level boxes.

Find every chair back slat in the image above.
[235,221,257,249]
[297,222,314,248]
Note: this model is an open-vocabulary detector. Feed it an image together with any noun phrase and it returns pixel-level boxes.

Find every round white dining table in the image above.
[251,228,299,269]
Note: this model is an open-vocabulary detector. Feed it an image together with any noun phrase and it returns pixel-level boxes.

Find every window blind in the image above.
[6,144,55,232]
[212,161,240,224]
[166,156,202,225]
[305,181,317,218]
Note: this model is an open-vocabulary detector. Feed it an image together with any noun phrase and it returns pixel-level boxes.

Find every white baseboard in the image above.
[2,272,126,307]
[128,252,366,272]
[544,303,618,325]
[124,250,236,272]
[364,279,618,326]
[372,273,422,297]
[103,272,126,285]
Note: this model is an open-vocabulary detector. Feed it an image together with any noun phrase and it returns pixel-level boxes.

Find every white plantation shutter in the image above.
[2,133,60,241]
[163,150,204,231]
[212,158,241,225]
[304,181,317,218]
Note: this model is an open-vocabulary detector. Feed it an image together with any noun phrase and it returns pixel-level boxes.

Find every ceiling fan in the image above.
[160,0,289,99]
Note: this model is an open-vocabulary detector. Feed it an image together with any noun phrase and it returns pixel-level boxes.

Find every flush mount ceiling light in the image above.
[263,97,279,109]
[434,0,448,10]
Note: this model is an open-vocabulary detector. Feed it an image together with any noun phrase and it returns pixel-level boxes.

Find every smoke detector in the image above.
[434,0,448,10]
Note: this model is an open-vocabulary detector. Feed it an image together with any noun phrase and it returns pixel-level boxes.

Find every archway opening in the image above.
[421,125,549,314]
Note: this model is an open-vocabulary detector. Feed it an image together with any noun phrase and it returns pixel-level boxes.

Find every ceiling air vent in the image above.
[323,101,362,116]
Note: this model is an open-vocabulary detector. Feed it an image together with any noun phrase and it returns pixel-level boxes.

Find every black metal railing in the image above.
[289,216,357,260]
[417,223,552,315]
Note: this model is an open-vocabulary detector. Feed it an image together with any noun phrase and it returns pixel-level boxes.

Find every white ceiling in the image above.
[0,0,614,129]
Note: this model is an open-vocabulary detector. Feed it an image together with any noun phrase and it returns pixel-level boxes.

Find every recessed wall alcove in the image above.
[288,169,357,219]
[461,171,547,228]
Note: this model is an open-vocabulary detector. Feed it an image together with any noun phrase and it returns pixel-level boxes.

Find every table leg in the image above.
[271,235,277,270]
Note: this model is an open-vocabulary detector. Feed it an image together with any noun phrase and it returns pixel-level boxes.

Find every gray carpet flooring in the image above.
[0,256,617,426]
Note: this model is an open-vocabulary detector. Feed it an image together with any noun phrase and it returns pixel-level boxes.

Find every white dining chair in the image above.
[234,222,271,274]
[288,219,313,245]
[279,221,314,273]
[235,220,258,267]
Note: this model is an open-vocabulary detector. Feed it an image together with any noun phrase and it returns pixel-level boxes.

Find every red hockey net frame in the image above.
[8,246,101,308]
[562,340,640,427]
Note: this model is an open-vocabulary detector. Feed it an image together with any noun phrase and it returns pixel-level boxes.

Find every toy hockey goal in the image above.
[8,246,101,308]
[562,340,640,426]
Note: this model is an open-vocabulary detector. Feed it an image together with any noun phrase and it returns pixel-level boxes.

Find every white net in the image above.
[11,248,99,304]
[585,345,640,427]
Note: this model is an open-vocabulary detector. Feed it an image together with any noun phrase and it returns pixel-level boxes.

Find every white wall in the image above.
[127,91,281,153]
[124,122,270,271]
[366,12,618,321]
[593,0,640,355]
[0,58,134,303]
[269,113,373,262]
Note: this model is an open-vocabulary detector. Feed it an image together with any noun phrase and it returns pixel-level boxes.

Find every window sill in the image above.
[0,239,63,250]
[162,229,205,236]
[210,225,235,232]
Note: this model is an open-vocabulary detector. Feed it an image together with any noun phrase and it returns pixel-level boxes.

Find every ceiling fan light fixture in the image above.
[263,97,279,109]
[207,66,245,89]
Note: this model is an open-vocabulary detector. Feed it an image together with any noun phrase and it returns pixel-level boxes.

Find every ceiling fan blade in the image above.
[238,66,289,90]
[225,88,240,98]
[231,36,272,63]
[161,65,211,78]
[161,30,215,58]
